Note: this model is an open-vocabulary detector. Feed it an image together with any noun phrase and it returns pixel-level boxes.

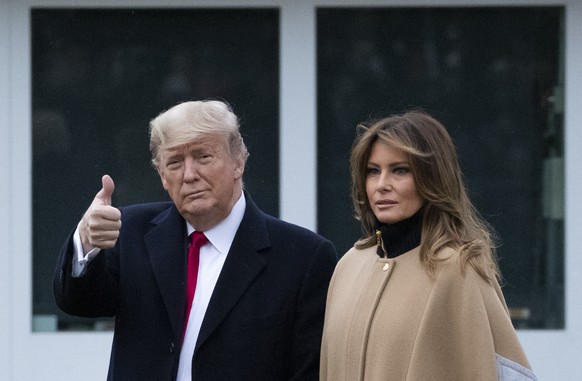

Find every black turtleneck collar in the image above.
[375,208,423,258]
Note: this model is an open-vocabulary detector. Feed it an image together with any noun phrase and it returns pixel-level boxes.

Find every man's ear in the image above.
[158,167,169,190]
[234,157,245,180]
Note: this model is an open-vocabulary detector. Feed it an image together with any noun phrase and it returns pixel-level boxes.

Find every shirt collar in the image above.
[186,192,246,256]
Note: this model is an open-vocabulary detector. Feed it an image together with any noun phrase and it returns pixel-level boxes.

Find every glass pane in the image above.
[317,7,564,329]
[32,8,279,331]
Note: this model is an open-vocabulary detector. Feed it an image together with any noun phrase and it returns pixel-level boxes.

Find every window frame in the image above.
[1,1,581,380]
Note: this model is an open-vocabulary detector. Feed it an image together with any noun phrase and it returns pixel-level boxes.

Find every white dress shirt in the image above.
[71,193,246,381]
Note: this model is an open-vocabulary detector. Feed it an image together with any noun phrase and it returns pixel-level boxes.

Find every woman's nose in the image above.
[377,172,393,192]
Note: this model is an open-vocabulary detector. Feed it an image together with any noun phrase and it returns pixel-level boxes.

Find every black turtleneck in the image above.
[376,209,423,258]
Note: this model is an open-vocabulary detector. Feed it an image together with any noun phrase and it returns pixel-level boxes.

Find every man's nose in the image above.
[183,157,199,181]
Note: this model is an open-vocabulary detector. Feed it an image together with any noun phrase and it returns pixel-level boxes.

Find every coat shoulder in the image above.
[120,201,175,217]
[260,211,335,250]
[119,201,178,226]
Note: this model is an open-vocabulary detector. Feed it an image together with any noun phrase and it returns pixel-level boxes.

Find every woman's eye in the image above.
[393,166,409,175]
[366,167,380,175]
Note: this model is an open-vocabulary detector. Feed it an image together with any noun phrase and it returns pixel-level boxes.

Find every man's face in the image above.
[158,134,244,230]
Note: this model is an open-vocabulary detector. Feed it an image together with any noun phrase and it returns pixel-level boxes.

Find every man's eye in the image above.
[166,160,181,169]
[198,154,213,162]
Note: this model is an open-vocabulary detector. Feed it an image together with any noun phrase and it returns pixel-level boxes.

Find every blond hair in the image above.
[149,100,249,168]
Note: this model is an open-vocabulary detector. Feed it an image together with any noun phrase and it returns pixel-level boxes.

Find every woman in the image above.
[320,111,536,380]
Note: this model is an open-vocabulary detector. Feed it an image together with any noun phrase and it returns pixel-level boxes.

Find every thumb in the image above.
[95,174,115,206]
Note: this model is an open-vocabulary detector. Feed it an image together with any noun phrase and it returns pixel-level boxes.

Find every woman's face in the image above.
[365,141,424,224]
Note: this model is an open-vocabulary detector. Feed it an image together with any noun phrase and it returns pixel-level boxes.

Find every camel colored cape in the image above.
[320,245,536,381]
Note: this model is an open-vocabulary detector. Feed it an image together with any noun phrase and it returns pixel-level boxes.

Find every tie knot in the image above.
[190,231,208,249]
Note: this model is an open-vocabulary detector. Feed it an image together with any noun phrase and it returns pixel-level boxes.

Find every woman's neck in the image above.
[376,210,423,258]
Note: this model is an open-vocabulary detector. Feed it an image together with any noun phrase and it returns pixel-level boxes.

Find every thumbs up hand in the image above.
[79,175,122,253]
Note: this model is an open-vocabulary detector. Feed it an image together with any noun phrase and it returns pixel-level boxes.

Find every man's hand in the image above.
[79,175,122,254]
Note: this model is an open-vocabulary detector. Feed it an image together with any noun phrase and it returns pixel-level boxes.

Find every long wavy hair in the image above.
[350,110,499,282]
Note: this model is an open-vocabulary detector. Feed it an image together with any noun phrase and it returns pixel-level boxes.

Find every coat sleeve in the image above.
[289,238,338,380]
[53,228,119,318]
[319,258,339,381]
[406,256,531,381]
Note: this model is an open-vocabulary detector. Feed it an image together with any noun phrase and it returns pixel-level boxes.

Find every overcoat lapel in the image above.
[144,205,188,343]
[195,196,270,351]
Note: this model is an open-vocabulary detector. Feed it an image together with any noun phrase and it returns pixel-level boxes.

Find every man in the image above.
[53,100,338,380]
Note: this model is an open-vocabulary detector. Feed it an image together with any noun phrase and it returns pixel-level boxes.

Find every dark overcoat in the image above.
[54,192,337,380]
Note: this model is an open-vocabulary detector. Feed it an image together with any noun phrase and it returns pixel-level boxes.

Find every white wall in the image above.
[1,0,581,380]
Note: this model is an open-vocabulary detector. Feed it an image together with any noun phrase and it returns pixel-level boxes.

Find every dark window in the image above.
[317,7,564,329]
[32,8,279,331]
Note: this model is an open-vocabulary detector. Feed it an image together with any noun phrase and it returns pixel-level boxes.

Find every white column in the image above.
[0,0,13,380]
[279,1,317,231]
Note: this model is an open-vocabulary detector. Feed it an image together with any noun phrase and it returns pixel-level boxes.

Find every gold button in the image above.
[383,263,389,271]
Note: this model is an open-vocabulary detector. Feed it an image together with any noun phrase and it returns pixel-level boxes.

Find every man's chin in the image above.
[180,200,212,216]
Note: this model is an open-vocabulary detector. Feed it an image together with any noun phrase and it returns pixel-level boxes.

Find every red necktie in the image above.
[183,231,208,340]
